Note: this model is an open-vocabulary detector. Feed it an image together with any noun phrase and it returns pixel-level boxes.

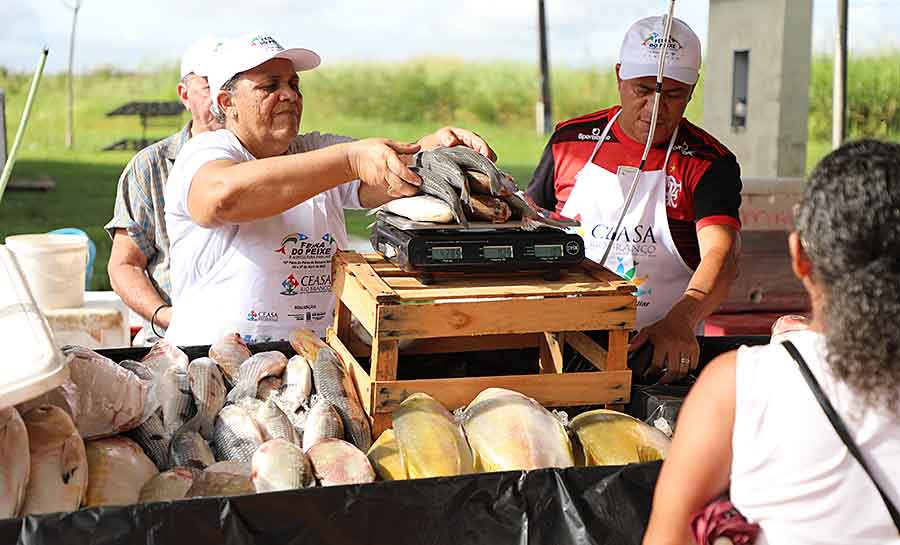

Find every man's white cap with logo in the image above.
[179,37,223,79]
[207,32,321,94]
[618,15,701,85]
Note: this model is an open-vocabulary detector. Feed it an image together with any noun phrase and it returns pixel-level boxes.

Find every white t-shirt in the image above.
[731,330,900,545]
[164,129,360,299]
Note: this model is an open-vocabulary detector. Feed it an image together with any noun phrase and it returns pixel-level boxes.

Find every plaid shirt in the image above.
[105,122,191,332]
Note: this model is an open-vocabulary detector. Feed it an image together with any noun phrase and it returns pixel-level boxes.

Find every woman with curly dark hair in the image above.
[643,139,900,545]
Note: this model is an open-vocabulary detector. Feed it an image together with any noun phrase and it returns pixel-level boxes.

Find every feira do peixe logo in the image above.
[641,32,684,52]
[274,232,336,258]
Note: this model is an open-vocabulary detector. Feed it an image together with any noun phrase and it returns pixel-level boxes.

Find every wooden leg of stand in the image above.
[538,332,565,374]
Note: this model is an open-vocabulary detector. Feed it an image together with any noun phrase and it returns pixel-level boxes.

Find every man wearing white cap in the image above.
[163,32,495,346]
[526,16,742,383]
[106,37,224,343]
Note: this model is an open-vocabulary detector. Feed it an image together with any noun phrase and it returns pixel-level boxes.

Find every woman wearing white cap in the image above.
[526,16,742,383]
[162,32,494,346]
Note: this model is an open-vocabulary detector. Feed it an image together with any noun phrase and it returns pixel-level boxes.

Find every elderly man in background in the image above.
[105,37,223,343]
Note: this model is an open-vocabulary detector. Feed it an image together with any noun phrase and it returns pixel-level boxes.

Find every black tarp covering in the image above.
[0,462,661,545]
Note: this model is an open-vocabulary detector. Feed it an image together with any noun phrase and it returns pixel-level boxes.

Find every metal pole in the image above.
[537,0,553,135]
[832,0,848,149]
[0,49,49,206]
[0,90,7,172]
[65,2,80,149]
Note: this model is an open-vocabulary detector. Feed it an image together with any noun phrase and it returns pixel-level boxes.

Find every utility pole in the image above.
[536,0,553,135]
[63,0,82,149]
[832,0,848,149]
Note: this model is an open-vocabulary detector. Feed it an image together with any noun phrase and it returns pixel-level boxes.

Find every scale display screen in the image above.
[483,245,513,260]
[534,244,564,258]
[431,246,463,261]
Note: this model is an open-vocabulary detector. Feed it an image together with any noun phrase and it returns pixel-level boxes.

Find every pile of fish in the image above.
[0,329,377,518]
[367,387,671,481]
[373,146,577,230]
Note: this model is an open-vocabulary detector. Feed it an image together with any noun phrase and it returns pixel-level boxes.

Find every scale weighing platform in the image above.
[370,211,585,283]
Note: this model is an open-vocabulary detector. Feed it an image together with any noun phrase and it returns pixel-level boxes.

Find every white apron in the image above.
[165,193,349,346]
[561,109,695,332]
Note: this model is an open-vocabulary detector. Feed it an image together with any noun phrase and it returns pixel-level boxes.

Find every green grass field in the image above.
[1,55,898,290]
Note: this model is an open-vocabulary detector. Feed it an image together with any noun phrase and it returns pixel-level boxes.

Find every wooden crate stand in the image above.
[328,251,637,436]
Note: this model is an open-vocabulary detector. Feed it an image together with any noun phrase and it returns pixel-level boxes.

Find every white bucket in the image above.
[5,234,88,310]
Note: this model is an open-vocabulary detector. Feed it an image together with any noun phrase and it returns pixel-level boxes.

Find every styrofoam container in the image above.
[0,245,69,409]
[5,233,88,310]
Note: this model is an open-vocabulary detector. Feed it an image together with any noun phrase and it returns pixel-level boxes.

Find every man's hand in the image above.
[417,127,497,161]
[348,138,422,198]
[630,306,700,384]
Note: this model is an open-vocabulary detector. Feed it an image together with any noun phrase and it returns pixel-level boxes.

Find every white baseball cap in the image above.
[206,32,321,94]
[618,15,701,85]
[180,37,223,79]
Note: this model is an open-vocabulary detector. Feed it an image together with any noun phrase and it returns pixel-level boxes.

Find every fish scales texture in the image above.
[213,405,265,464]
[186,471,254,498]
[413,166,469,227]
[283,355,313,400]
[20,406,88,515]
[125,410,170,470]
[367,429,407,481]
[0,407,30,517]
[302,397,344,451]
[250,439,314,493]
[417,150,472,204]
[188,357,226,439]
[205,460,251,477]
[462,388,574,472]
[570,409,670,466]
[307,438,375,487]
[141,340,189,378]
[160,366,196,437]
[256,376,283,401]
[226,351,288,403]
[432,146,503,196]
[393,393,473,478]
[208,333,252,386]
[84,436,159,507]
[256,399,300,445]
[169,423,216,469]
[138,468,198,503]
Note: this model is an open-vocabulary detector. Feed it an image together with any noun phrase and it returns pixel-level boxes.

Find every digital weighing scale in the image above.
[370,211,585,283]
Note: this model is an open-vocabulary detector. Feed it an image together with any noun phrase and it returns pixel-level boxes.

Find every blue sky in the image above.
[2,0,898,74]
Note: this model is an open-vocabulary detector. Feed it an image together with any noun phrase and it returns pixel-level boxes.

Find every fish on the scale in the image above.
[307,438,375,487]
[461,388,574,472]
[289,329,372,451]
[169,420,216,470]
[302,396,344,451]
[371,195,455,224]
[84,436,159,507]
[205,460,251,477]
[250,439,314,493]
[367,429,407,481]
[141,340,189,378]
[159,366,196,437]
[255,399,299,446]
[416,149,472,205]
[208,333,251,387]
[411,166,469,227]
[20,406,88,515]
[392,393,473,478]
[256,376,283,401]
[138,468,199,503]
[124,410,169,470]
[188,357,226,439]
[430,146,504,196]
[186,471,254,499]
[569,409,671,466]
[225,351,288,403]
[0,407,30,518]
[213,405,265,464]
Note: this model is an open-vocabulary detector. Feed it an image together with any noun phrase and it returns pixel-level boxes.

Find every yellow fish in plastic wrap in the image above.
[366,429,408,481]
[461,388,574,472]
[392,393,473,478]
[570,409,670,466]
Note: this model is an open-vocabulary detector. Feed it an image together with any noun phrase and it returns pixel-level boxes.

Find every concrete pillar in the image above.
[704,0,813,178]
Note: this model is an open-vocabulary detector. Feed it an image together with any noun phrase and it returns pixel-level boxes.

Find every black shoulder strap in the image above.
[782,340,900,533]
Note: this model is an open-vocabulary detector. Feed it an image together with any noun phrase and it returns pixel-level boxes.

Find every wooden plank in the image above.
[565,331,609,371]
[400,333,541,355]
[372,413,392,437]
[579,259,637,295]
[336,251,399,303]
[327,330,372,414]
[372,371,633,413]
[384,276,624,301]
[538,332,564,374]
[378,296,635,340]
[370,338,399,382]
[331,261,378,336]
[333,299,352,345]
[606,330,630,371]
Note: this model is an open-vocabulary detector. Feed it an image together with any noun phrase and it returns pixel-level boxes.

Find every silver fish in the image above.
[141,340,189,379]
[290,330,372,451]
[124,410,170,470]
[205,460,251,477]
[21,406,88,515]
[307,438,376,487]
[225,351,288,403]
[250,439,314,493]
[255,399,299,445]
[279,355,313,408]
[188,357,226,439]
[417,149,472,205]
[235,396,263,415]
[256,376,283,401]
[431,146,504,196]
[119,359,154,381]
[213,405,264,464]
[186,471,254,499]
[208,333,252,386]
[302,396,344,451]
[138,467,199,503]
[413,166,469,227]
[0,407,30,518]
[169,421,216,470]
[159,366,195,437]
